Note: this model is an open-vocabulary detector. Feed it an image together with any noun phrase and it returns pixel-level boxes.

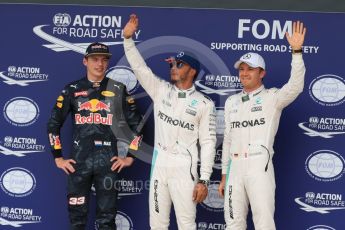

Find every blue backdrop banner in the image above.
[0,3,344,230]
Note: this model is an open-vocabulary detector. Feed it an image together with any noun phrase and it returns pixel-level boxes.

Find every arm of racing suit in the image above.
[47,85,72,158]
[275,53,305,109]
[221,97,232,175]
[123,37,167,101]
[198,98,217,181]
[121,86,143,158]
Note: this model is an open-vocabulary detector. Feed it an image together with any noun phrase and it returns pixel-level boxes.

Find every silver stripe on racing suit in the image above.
[124,38,216,230]
[222,54,305,230]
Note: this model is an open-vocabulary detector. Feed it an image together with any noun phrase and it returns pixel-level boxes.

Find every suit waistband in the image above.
[231,151,263,159]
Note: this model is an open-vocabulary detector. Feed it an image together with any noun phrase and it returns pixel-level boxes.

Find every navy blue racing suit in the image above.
[47,76,141,230]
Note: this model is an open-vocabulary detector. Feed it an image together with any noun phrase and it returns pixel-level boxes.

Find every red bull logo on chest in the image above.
[76,99,112,125]
[78,99,110,112]
[75,113,113,125]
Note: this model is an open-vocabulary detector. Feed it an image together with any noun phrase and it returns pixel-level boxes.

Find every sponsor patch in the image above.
[158,110,194,131]
[230,118,265,128]
[48,134,61,150]
[57,95,64,101]
[162,99,171,107]
[56,102,63,108]
[103,141,111,146]
[129,135,142,151]
[75,113,113,125]
[154,180,159,213]
[178,92,186,98]
[74,91,88,97]
[229,185,233,219]
[127,97,135,104]
[78,99,110,112]
[94,141,111,147]
[251,106,262,112]
[101,91,115,97]
[255,97,262,104]
[94,140,102,146]
[93,82,100,88]
[186,108,197,116]
[190,99,198,107]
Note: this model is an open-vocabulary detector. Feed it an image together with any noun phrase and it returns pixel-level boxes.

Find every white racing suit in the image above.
[222,54,305,230]
[124,38,216,229]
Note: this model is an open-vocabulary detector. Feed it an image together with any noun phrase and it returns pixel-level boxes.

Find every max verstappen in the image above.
[47,42,142,230]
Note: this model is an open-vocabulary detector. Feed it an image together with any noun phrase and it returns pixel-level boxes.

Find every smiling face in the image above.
[83,55,110,81]
[238,62,266,93]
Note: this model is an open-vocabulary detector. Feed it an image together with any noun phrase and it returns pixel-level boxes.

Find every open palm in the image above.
[286,21,307,50]
[123,14,139,39]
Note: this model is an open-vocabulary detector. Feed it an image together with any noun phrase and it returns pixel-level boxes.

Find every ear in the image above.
[189,68,197,78]
[83,57,87,66]
[259,69,266,79]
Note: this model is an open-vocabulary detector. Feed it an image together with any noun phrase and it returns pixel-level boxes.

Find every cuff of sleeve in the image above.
[221,169,227,175]
[124,37,134,47]
[292,53,303,61]
[127,151,136,158]
[52,150,62,158]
